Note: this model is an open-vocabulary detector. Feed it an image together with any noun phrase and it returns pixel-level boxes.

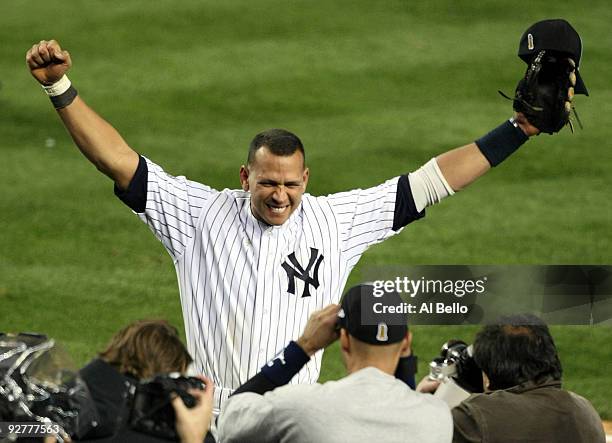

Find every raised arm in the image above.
[436,113,540,192]
[401,112,542,219]
[26,40,139,190]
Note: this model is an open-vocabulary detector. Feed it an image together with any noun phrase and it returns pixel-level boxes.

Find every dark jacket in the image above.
[78,359,215,443]
[452,379,605,443]
[78,358,170,442]
[78,358,136,438]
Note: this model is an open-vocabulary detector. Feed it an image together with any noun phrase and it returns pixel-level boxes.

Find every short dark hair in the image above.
[473,314,562,390]
[248,129,305,166]
[99,319,192,379]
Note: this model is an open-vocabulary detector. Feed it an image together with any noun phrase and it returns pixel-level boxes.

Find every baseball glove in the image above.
[501,50,582,134]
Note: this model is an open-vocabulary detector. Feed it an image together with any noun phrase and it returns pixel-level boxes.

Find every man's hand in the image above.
[26,40,72,85]
[514,112,540,137]
[416,376,441,394]
[296,304,340,356]
[171,376,214,443]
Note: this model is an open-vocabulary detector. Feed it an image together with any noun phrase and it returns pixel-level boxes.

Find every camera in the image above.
[129,373,205,441]
[429,339,483,393]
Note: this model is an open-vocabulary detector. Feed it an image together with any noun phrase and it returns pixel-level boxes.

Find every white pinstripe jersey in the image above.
[132,157,422,410]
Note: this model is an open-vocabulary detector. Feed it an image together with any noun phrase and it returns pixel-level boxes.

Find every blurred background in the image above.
[1,0,610,417]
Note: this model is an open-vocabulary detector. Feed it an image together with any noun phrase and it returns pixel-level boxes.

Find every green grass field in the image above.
[1,0,610,418]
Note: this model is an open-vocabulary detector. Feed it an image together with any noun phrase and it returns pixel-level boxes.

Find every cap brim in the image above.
[575,70,588,96]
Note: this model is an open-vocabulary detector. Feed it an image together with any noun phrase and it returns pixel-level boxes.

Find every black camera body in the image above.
[129,373,205,441]
[429,339,484,393]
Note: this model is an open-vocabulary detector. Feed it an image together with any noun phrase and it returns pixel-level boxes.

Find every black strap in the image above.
[50,85,78,109]
[475,120,529,167]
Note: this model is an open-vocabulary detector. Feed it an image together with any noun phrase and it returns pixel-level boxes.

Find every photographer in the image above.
[418,314,605,443]
[78,319,214,442]
[215,284,452,443]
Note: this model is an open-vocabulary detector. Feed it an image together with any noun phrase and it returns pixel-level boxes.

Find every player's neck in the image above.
[345,358,398,376]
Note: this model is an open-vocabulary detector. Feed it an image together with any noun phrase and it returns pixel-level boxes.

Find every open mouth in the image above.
[266,203,289,214]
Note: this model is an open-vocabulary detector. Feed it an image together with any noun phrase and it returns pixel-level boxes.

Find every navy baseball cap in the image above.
[518,19,588,96]
[338,283,408,345]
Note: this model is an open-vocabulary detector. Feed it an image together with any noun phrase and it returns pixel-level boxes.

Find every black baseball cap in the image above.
[518,19,588,96]
[338,283,408,345]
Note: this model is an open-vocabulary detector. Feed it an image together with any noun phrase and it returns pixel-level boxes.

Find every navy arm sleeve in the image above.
[231,341,310,396]
[114,155,148,213]
[231,372,277,396]
[392,174,425,231]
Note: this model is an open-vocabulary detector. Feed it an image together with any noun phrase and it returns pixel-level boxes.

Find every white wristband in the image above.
[42,75,71,97]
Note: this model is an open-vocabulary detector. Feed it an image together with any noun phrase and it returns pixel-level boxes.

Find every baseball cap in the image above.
[518,19,588,96]
[338,283,408,345]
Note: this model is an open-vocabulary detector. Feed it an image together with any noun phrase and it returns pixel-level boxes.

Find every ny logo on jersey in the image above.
[281,247,324,298]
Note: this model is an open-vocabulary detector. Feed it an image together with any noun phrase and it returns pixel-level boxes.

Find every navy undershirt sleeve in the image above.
[231,372,277,396]
[231,341,310,396]
[260,341,310,385]
[392,174,425,231]
[114,155,148,213]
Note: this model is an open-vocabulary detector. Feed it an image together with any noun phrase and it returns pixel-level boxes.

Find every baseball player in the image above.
[26,22,585,411]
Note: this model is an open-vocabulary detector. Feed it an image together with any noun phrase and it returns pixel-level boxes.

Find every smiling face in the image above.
[240,146,309,226]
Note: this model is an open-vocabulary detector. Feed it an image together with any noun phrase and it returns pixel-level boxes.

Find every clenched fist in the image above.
[26,40,72,85]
